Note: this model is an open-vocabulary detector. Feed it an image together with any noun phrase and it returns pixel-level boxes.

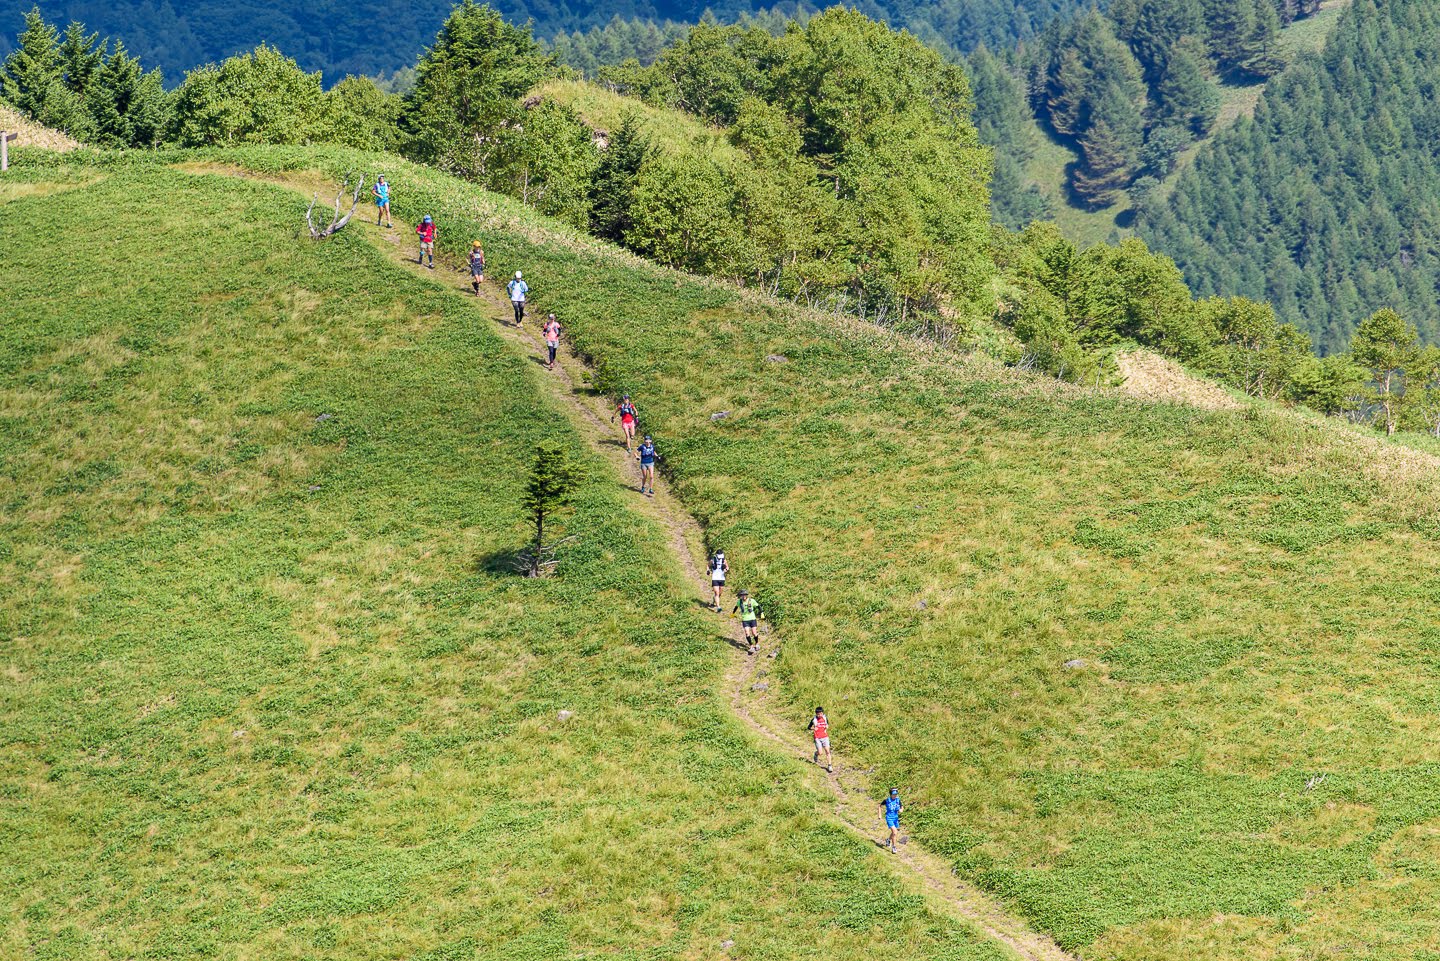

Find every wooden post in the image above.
[0,132,16,173]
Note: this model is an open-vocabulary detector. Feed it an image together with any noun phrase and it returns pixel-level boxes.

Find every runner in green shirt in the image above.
[732,589,764,655]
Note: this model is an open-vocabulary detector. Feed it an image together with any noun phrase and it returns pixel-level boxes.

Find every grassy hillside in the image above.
[532,78,743,160]
[0,159,1010,959]
[220,146,1440,960]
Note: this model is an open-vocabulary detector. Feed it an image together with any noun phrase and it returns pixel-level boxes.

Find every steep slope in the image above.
[244,145,1440,960]
[0,160,1011,960]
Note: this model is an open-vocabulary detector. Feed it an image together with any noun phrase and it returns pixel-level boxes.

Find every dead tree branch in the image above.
[305,172,367,239]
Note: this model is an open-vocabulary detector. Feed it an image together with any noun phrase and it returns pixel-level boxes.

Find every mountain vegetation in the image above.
[0,0,1094,86]
[1136,0,1440,354]
[970,0,1324,218]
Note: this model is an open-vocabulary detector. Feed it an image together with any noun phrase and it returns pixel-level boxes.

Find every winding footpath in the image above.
[366,226,1076,961]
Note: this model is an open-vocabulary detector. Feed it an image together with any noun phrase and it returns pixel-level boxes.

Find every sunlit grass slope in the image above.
[0,162,1009,960]
[228,146,1440,961]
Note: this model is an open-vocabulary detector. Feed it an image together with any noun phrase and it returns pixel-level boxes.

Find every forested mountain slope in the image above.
[0,0,1093,84]
[1137,0,1440,354]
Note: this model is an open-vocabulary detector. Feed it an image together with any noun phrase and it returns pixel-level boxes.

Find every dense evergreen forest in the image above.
[966,0,1323,223]
[0,0,1092,83]
[1137,0,1440,355]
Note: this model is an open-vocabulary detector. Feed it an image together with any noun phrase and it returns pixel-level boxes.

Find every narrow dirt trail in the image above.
[360,226,1075,961]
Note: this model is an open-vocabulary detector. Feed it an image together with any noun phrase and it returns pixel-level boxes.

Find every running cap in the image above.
[472,239,482,248]
[889,787,899,796]
[547,313,556,320]
[738,588,748,596]
[422,215,432,223]
[644,435,652,441]
[514,271,522,279]
[622,393,630,399]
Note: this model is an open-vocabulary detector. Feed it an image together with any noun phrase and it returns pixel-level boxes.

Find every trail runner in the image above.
[612,395,638,452]
[809,706,833,772]
[543,313,561,369]
[508,271,528,326]
[415,215,435,268]
[372,176,393,227]
[635,434,658,495]
[468,241,486,294]
[733,589,763,655]
[708,549,729,612]
[880,788,903,854]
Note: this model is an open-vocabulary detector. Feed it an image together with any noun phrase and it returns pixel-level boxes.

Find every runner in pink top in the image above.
[542,313,561,369]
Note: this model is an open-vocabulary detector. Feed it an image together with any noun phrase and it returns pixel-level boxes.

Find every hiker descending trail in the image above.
[733,589,764,655]
[708,549,729,612]
[508,271,528,326]
[415,215,436,268]
[340,210,1078,961]
[613,395,638,452]
[372,175,394,227]
[881,788,903,854]
[468,241,486,294]
[809,706,833,772]
[542,313,561,370]
[635,435,658,495]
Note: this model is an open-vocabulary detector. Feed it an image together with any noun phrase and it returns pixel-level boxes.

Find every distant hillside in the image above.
[0,0,1095,84]
[1137,0,1440,354]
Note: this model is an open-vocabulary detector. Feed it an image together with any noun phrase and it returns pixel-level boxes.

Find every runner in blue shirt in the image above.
[635,435,658,495]
[372,176,393,228]
[879,788,903,854]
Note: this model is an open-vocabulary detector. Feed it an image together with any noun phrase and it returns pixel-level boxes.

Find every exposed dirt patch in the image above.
[1116,349,1244,411]
[0,103,82,152]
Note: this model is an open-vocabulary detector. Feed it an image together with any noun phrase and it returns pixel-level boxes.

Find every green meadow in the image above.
[248,146,1440,960]
[7,144,1440,961]
[0,162,1008,959]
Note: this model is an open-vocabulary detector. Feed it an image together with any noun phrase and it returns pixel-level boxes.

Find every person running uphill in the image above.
[507,271,528,326]
[612,395,638,452]
[372,176,393,227]
[880,788,903,854]
[635,435,658,495]
[542,313,561,370]
[415,215,436,268]
[809,706,833,772]
[468,241,485,294]
[733,589,763,655]
[708,549,729,612]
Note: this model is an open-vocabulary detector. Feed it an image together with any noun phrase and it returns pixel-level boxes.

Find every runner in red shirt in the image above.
[542,313,561,369]
[808,706,832,772]
[415,215,436,268]
[611,395,638,452]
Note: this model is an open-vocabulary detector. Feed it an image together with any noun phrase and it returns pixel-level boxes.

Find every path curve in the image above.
[361,216,1076,961]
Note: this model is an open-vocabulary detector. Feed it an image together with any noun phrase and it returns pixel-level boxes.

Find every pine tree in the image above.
[1045,46,1090,137]
[1072,85,1144,208]
[588,114,652,242]
[1153,39,1219,135]
[58,21,102,93]
[1,9,62,118]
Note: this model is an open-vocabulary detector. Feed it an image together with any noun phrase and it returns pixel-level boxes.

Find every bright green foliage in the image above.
[508,98,598,229]
[1140,0,1440,353]
[1196,296,1312,399]
[633,20,780,124]
[401,0,554,182]
[0,156,1008,961]
[626,151,747,275]
[521,442,584,576]
[1350,308,1421,436]
[170,45,327,146]
[323,75,405,151]
[81,42,168,147]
